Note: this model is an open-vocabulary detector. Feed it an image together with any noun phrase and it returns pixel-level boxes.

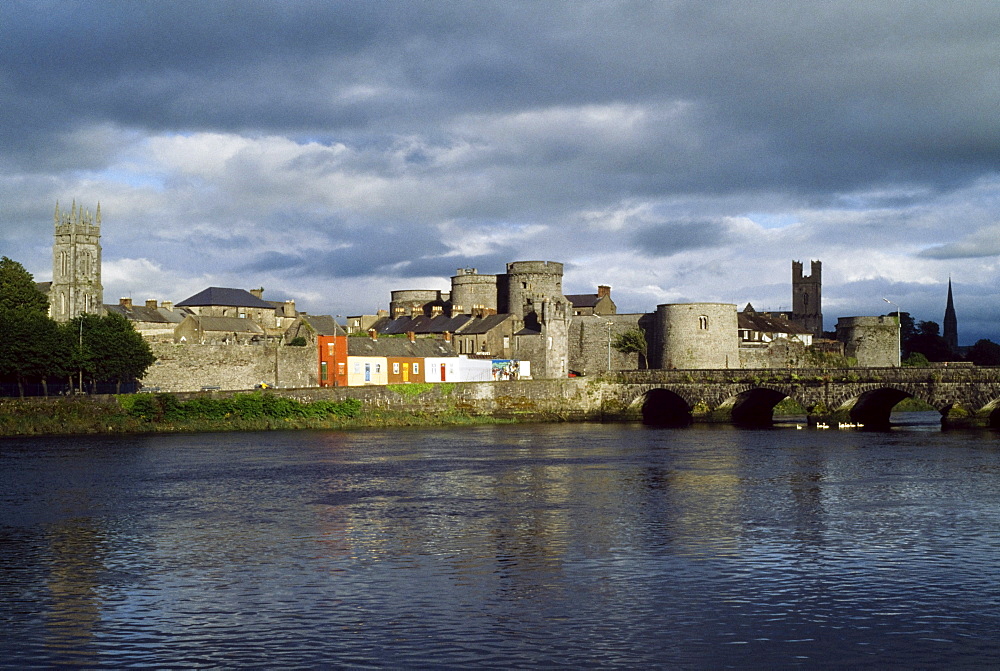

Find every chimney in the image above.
[443,331,452,342]
[161,301,173,312]
[598,285,611,298]
[407,331,416,343]
[250,287,264,299]
[284,299,296,315]
[368,328,378,341]
[146,299,158,309]
[120,297,132,308]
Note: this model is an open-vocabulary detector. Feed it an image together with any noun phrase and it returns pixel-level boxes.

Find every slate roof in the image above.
[184,315,265,333]
[566,293,600,308]
[176,287,274,308]
[738,312,811,335]
[105,304,189,324]
[375,314,476,335]
[299,314,344,336]
[347,338,457,358]
[456,314,513,335]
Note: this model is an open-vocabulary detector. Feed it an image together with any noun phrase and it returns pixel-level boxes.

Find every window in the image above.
[321,362,328,380]
[375,363,381,373]
[699,315,709,330]
[393,362,400,374]
[413,363,419,374]
[353,362,360,374]
[503,336,510,348]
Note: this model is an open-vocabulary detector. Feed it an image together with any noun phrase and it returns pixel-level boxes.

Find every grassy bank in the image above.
[0,392,508,437]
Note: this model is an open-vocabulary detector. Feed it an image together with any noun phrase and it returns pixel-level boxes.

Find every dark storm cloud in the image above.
[2,1,999,340]
[631,219,746,256]
[3,1,998,195]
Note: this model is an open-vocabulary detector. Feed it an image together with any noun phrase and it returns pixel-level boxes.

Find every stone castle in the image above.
[35,203,959,390]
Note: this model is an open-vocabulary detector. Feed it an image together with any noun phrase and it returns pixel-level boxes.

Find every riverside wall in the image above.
[143,342,318,392]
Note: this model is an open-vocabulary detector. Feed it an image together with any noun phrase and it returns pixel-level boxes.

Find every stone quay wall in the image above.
[143,342,318,392]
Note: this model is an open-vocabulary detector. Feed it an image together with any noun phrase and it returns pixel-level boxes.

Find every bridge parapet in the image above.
[596,367,1000,428]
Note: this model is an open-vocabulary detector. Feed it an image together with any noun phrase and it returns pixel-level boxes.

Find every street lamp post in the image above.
[883,298,902,367]
[606,321,613,371]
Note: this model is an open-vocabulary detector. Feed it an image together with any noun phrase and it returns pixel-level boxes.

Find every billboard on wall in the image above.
[491,360,520,381]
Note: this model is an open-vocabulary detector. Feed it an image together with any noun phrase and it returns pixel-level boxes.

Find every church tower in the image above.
[943,278,958,352]
[50,201,104,322]
[791,259,823,338]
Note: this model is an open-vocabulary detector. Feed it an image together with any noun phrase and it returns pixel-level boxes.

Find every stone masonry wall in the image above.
[144,342,318,392]
[568,314,645,375]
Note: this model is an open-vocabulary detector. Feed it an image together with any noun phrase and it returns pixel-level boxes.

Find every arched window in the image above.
[699,315,709,330]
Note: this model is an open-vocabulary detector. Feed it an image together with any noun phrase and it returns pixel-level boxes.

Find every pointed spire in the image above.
[96,201,101,225]
[943,277,958,352]
[54,201,60,225]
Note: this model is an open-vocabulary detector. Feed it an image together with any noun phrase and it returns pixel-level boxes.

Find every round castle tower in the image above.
[390,289,448,318]
[504,260,565,322]
[450,268,497,315]
[655,303,739,369]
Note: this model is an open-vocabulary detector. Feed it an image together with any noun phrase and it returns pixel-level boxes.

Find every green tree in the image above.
[967,339,1000,366]
[68,313,156,392]
[906,320,953,362]
[0,308,69,396]
[612,329,648,369]
[0,256,48,315]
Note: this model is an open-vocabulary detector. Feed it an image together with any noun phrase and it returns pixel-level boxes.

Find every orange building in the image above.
[318,335,348,387]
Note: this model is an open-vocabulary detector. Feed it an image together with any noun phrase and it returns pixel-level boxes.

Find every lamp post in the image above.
[607,321,613,371]
[883,298,902,367]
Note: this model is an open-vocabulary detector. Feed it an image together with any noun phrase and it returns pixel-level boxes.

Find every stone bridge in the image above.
[595,366,1000,429]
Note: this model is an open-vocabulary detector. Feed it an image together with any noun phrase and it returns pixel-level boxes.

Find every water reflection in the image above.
[1,417,999,667]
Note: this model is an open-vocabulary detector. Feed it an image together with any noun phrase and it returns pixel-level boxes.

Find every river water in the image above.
[2,412,999,669]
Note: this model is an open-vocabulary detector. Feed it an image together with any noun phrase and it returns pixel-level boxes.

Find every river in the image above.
[2,412,999,668]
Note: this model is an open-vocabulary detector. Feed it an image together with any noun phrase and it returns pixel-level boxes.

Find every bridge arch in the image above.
[639,388,692,426]
[832,385,944,428]
[725,386,792,427]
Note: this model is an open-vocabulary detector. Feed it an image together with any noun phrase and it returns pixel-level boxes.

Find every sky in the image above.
[2,1,998,343]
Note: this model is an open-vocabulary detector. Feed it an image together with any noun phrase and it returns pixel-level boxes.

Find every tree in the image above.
[967,339,1000,366]
[0,308,69,396]
[68,313,156,392]
[612,329,648,369]
[906,320,953,362]
[0,256,48,315]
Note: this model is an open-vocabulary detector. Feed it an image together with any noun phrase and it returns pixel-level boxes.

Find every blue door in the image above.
[364,363,371,382]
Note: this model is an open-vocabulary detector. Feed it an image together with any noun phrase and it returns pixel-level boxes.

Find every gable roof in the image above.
[738,312,811,335]
[455,313,513,335]
[105,303,189,324]
[566,293,601,308]
[375,314,476,335]
[176,287,274,308]
[299,314,344,336]
[180,315,265,334]
[347,337,456,358]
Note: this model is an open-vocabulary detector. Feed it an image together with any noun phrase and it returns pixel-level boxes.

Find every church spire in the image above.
[943,277,958,352]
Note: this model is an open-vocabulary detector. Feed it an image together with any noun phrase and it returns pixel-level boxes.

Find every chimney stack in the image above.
[443,331,452,342]
[250,287,264,299]
[368,328,378,341]
[161,301,173,312]
[146,299,158,309]
[598,285,611,298]
[120,297,132,308]
[407,331,416,343]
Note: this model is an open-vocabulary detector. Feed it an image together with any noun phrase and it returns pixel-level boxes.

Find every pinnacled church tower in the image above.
[50,201,104,322]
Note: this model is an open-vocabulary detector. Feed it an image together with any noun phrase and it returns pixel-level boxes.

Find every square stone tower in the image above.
[50,201,104,322]
[792,260,822,338]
